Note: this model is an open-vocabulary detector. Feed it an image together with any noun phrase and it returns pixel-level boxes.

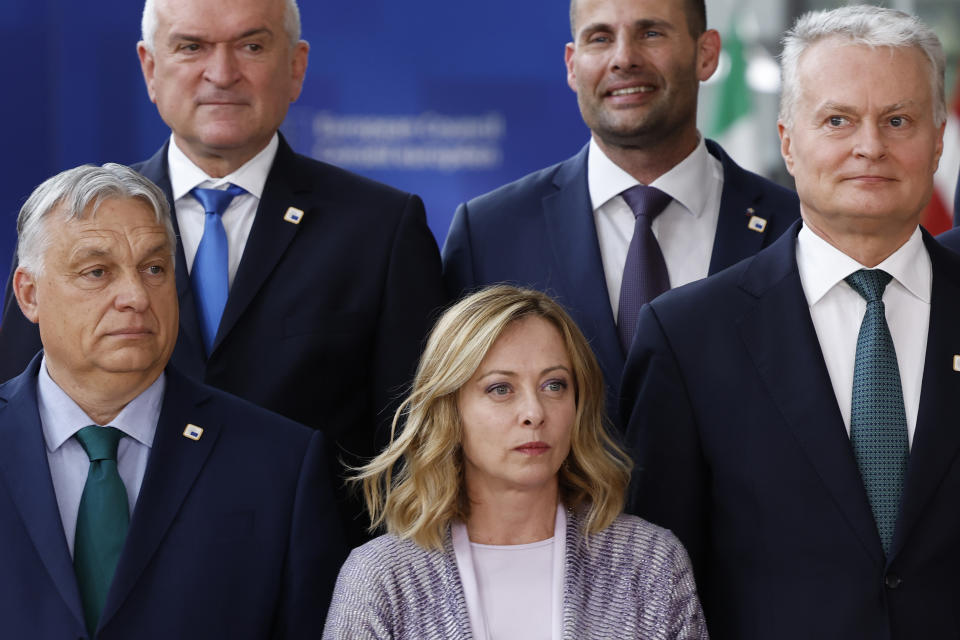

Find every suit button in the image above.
[885,574,902,589]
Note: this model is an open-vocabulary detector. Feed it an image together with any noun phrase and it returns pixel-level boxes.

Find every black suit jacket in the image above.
[0,357,345,639]
[0,137,447,542]
[621,221,960,639]
[442,140,800,429]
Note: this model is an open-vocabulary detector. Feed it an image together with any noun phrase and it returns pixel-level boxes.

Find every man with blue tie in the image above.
[0,163,344,638]
[0,0,447,545]
[442,0,800,428]
[621,6,957,638]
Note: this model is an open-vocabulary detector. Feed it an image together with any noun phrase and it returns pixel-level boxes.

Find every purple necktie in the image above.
[617,185,672,353]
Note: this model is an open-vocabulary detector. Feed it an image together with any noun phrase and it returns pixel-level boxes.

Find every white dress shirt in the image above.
[796,225,931,447]
[37,358,163,555]
[589,135,724,317]
[167,133,278,286]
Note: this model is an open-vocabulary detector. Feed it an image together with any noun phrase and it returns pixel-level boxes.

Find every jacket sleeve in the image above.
[620,304,710,583]
[322,546,394,640]
[440,202,477,301]
[371,193,447,452]
[274,430,348,640]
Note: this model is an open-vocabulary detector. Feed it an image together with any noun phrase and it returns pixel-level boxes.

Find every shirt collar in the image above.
[586,134,715,217]
[796,223,931,306]
[167,132,278,201]
[37,357,165,453]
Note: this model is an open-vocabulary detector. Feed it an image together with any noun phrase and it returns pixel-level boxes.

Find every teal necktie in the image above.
[845,269,909,556]
[74,425,129,636]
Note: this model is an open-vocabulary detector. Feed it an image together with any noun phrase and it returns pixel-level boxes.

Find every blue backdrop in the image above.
[0,0,589,315]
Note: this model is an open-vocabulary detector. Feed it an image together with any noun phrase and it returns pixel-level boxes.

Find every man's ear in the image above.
[778,121,796,176]
[695,29,721,82]
[137,41,159,104]
[13,267,40,324]
[565,42,578,93]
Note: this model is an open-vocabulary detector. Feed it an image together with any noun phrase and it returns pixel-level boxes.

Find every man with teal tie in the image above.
[621,6,959,639]
[0,163,344,638]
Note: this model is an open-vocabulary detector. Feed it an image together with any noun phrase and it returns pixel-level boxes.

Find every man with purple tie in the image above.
[441,0,799,429]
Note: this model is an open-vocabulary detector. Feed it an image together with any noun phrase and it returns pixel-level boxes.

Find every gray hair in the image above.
[17,163,175,276]
[141,0,302,52]
[779,4,946,129]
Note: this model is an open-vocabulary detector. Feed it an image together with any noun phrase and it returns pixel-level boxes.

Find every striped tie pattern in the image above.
[845,268,909,556]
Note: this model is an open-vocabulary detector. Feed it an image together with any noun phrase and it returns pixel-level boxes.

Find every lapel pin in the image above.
[182,424,204,441]
[747,215,767,233]
[953,355,960,372]
[283,206,304,225]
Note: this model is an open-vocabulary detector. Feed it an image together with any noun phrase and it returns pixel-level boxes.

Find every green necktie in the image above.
[74,425,130,636]
[845,269,909,556]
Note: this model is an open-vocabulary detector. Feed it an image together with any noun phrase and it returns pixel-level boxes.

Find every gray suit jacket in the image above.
[323,509,707,639]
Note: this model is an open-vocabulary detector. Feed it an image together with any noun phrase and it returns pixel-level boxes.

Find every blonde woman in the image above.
[323,286,707,639]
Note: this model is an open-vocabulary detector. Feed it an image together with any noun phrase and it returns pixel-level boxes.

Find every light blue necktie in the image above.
[845,269,909,556]
[191,184,245,355]
[73,425,129,637]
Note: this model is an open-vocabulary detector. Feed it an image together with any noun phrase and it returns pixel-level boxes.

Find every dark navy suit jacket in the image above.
[0,136,447,543]
[0,356,346,639]
[442,140,799,429]
[942,171,960,242]
[622,221,960,639]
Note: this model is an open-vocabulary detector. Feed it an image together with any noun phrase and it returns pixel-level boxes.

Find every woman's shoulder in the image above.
[573,511,689,566]
[343,532,448,576]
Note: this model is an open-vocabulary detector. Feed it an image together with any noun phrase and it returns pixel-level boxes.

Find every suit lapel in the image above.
[891,235,960,558]
[136,144,205,361]
[211,136,305,354]
[0,357,85,629]
[541,145,624,379]
[736,224,885,564]
[707,140,772,274]
[99,370,220,629]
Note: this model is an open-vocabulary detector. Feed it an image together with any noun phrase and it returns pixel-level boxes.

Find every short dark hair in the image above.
[569,0,706,39]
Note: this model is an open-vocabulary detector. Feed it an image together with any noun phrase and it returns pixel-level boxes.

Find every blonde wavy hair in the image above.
[355,285,632,549]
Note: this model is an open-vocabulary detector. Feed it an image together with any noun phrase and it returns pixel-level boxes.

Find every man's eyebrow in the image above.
[817,101,859,114]
[167,27,273,44]
[579,18,673,39]
[67,246,110,265]
[816,100,918,116]
[142,243,173,258]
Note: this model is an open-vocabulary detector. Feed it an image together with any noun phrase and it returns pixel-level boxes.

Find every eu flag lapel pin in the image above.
[183,424,204,441]
[283,207,305,225]
[747,213,767,233]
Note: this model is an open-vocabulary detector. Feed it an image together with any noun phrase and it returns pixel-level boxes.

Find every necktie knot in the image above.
[191,184,246,216]
[75,425,124,462]
[845,268,892,303]
[621,185,672,222]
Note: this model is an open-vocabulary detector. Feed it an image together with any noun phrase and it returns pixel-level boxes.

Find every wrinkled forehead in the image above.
[48,198,173,254]
[153,0,287,39]
[794,39,933,104]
